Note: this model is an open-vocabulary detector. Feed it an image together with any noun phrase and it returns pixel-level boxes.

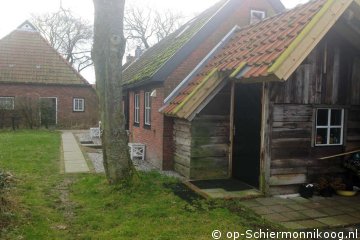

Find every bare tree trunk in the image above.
[92,0,133,184]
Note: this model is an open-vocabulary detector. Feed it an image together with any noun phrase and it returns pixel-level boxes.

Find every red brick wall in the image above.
[0,83,98,128]
[128,86,169,169]
[164,0,278,96]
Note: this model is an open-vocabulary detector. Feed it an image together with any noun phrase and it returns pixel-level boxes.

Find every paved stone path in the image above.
[62,131,89,173]
[241,195,360,230]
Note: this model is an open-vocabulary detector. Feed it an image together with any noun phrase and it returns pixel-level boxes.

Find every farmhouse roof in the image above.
[0,21,89,85]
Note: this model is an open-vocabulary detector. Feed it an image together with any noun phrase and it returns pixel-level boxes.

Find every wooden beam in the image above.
[270,0,352,80]
[259,82,272,195]
[228,81,235,178]
[318,149,360,160]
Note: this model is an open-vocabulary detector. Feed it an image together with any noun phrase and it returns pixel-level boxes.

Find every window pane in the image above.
[330,128,341,144]
[317,109,328,126]
[330,109,342,126]
[316,128,328,145]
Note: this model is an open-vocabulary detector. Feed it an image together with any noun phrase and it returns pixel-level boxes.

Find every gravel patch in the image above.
[75,131,183,180]
[87,152,105,173]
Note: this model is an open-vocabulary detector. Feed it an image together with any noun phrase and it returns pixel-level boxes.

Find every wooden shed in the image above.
[162,0,360,195]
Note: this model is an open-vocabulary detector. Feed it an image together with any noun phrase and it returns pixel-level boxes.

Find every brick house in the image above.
[162,0,360,195]
[123,0,285,169]
[0,21,98,128]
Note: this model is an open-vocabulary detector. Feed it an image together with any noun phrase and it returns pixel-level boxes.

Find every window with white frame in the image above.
[134,93,140,124]
[315,108,344,146]
[0,97,14,110]
[73,98,85,112]
[250,10,266,24]
[144,92,151,126]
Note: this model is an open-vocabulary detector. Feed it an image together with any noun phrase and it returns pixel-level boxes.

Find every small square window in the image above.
[73,98,85,112]
[0,97,14,110]
[250,10,266,24]
[315,108,344,146]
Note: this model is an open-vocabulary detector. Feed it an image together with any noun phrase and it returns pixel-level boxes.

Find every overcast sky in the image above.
[0,0,310,83]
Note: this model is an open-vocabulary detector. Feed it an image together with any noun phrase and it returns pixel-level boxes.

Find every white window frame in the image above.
[0,97,14,110]
[315,108,344,146]
[73,98,85,112]
[144,92,151,126]
[250,10,266,24]
[134,93,140,124]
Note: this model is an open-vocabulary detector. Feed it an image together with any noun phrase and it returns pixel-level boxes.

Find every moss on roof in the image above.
[122,0,227,86]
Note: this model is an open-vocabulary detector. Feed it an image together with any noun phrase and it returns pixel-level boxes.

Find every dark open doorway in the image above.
[40,98,57,128]
[232,83,262,188]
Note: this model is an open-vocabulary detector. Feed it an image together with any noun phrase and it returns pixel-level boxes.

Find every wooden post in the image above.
[228,80,235,178]
[260,82,272,195]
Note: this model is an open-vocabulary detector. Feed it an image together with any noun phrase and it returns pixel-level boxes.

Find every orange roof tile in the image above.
[163,0,327,117]
[0,27,88,85]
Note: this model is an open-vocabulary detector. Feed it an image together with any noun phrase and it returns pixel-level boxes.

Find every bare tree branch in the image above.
[32,8,93,72]
[124,5,184,50]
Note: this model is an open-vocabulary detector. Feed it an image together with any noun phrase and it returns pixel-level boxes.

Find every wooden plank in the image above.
[272,129,311,139]
[260,82,272,195]
[271,158,310,168]
[174,154,191,168]
[271,167,308,175]
[272,121,313,129]
[273,105,313,122]
[270,174,307,186]
[269,185,301,195]
[174,163,190,178]
[271,138,311,148]
[191,144,229,158]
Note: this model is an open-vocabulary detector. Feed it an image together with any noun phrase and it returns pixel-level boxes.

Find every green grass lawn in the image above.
[0,130,279,240]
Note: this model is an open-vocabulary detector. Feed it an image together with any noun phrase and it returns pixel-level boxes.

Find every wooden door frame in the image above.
[228,81,270,193]
[39,97,58,125]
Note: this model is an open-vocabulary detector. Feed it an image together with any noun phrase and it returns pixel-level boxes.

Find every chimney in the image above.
[126,54,135,64]
[135,46,143,59]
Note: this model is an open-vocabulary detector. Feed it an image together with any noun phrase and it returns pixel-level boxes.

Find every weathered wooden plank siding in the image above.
[267,32,360,195]
[190,116,230,180]
[347,107,360,150]
[173,119,192,178]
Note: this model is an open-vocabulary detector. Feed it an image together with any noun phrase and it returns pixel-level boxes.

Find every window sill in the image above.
[133,123,140,128]
[143,124,151,130]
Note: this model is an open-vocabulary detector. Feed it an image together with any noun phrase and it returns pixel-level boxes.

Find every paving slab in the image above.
[61,132,89,173]
[302,209,328,218]
[280,211,307,221]
[293,220,327,229]
[263,213,290,222]
[251,206,275,215]
[316,215,354,227]
[285,203,309,211]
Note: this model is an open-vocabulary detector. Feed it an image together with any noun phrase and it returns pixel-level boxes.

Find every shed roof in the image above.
[0,21,89,85]
[162,0,356,119]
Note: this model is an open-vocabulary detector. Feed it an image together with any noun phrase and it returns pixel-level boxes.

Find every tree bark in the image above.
[92,0,133,184]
